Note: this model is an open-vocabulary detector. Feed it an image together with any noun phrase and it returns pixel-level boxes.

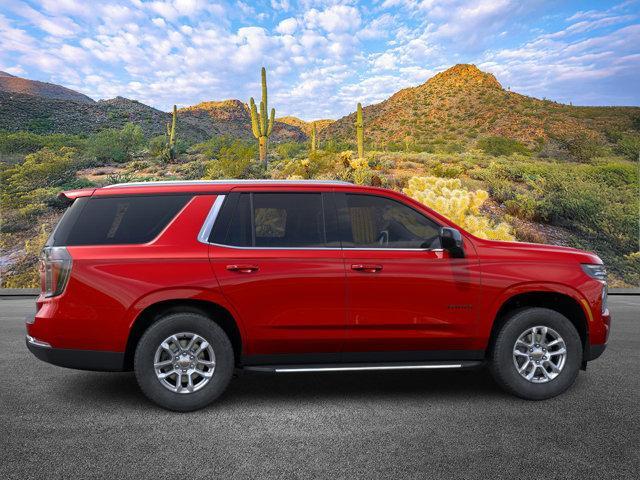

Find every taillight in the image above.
[39,247,72,298]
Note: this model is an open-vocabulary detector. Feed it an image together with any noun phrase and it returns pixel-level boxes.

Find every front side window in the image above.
[221,193,327,248]
[338,194,440,249]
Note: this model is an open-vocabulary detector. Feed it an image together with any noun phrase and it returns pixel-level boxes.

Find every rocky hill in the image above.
[321,64,640,148]
[0,91,211,142]
[0,91,305,144]
[179,100,306,142]
[0,71,94,104]
[277,116,334,135]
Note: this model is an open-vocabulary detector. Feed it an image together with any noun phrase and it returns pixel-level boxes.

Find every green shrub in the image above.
[192,136,237,159]
[27,117,54,134]
[432,163,463,178]
[0,131,87,154]
[88,123,143,163]
[1,147,82,210]
[275,141,306,160]
[204,140,257,179]
[615,133,640,160]
[477,136,529,156]
[556,132,603,162]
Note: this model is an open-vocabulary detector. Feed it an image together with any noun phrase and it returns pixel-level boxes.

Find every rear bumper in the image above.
[26,336,125,372]
[587,343,607,361]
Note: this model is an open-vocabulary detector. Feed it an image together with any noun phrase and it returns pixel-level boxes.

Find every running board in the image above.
[243,360,483,373]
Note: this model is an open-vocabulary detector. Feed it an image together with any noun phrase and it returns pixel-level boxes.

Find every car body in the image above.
[26,180,610,410]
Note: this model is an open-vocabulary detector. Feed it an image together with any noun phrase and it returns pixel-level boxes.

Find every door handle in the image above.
[351,264,383,273]
[226,264,259,273]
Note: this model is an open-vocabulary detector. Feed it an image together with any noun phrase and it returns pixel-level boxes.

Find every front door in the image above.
[209,191,347,362]
[336,192,481,361]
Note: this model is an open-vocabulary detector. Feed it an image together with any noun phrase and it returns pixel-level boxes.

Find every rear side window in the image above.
[220,193,328,248]
[51,195,191,246]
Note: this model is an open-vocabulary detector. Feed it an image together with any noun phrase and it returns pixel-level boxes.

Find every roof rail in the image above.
[103,179,354,188]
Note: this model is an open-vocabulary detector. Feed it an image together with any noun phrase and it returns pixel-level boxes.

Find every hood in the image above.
[472,238,603,265]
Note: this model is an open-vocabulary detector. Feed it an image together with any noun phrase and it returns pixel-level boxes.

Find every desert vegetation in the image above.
[1,64,639,288]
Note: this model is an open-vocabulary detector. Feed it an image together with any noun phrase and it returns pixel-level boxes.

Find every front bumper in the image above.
[26,336,125,372]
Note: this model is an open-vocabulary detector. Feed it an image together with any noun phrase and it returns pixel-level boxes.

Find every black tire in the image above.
[134,312,234,411]
[490,307,582,400]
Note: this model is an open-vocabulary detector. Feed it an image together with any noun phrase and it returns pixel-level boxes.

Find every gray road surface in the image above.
[1,296,639,479]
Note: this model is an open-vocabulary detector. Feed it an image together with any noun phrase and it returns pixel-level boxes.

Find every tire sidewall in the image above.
[491,308,582,400]
[134,313,234,411]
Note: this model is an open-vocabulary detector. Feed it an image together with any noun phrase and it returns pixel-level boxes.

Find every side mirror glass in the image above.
[439,227,465,258]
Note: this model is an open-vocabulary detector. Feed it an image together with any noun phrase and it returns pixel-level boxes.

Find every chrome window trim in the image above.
[197,195,226,245]
[208,242,443,253]
[199,193,444,252]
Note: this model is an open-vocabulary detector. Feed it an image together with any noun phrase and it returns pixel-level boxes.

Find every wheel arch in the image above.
[487,289,589,360]
[123,299,244,370]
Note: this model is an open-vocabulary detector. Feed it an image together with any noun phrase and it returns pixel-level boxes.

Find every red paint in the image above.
[27,182,609,363]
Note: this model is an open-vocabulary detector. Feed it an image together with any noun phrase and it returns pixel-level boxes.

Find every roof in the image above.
[103,180,352,188]
[60,179,355,200]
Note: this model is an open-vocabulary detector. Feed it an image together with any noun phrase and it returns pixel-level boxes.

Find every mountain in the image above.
[0,91,211,141]
[321,64,640,148]
[0,71,94,104]
[179,100,306,142]
[0,76,306,143]
[277,116,334,135]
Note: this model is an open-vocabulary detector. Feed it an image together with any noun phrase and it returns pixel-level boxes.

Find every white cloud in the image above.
[8,2,80,37]
[276,17,298,35]
[271,0,291,11]
[305,5,361,33]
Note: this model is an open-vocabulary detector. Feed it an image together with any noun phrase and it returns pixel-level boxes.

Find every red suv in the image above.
[26,180,610,411]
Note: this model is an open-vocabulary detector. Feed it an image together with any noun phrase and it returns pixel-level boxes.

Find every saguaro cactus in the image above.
[250,67,275,166]
[310,122,317,152]
[165,104,177,161]
[355,102,364,160]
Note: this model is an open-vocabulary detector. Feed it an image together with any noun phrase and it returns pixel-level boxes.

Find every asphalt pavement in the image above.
[1,296,639,479]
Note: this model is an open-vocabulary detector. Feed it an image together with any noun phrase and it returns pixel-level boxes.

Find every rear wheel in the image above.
[490,308,582,400]
[134,312,234,411]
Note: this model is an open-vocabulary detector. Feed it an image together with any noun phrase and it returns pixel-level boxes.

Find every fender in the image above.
[484,281,592,336]
[125,287,248,343]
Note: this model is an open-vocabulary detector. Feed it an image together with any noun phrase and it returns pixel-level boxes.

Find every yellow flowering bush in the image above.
[403,176,515,240]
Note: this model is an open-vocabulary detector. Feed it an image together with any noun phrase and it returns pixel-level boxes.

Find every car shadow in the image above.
[62,367,506,409]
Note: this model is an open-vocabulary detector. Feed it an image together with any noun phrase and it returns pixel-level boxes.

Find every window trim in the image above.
[334,192,443,252]
[197,194,226,244]
[199,191,445,252]
[200,191,339,250]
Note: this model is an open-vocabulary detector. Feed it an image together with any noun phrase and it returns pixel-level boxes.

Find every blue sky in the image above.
[0,0,638,120]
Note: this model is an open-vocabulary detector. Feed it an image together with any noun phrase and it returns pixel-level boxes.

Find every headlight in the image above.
[581,264,607,282]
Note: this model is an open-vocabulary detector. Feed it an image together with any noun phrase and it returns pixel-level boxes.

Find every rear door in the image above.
[208,189,347,363]
[336,191,482,360]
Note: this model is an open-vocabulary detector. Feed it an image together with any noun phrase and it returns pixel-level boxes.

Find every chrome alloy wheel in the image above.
[153,332,216,394]
[512,326,567,384]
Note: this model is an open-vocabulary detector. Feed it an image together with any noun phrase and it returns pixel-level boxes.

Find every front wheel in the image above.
[134,312,234,411]
[490,308,582,400]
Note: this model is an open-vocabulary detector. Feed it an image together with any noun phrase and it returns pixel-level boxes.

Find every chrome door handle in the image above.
[226,264,259,273]
[351,264,383,273]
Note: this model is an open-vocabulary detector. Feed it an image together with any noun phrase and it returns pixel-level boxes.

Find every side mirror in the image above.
[439,227,465,258]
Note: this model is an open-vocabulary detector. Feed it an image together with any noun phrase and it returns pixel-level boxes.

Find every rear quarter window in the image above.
[50,195,192,246]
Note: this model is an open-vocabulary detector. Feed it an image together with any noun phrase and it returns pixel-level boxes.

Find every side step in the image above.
[243,360,483,373]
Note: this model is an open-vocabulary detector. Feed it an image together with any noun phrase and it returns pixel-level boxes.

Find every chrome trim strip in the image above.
[197,195,226,244]
[208,242,443,252]
[26,335,51,348]
[274,363,462,373]
[105,180,352,188]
